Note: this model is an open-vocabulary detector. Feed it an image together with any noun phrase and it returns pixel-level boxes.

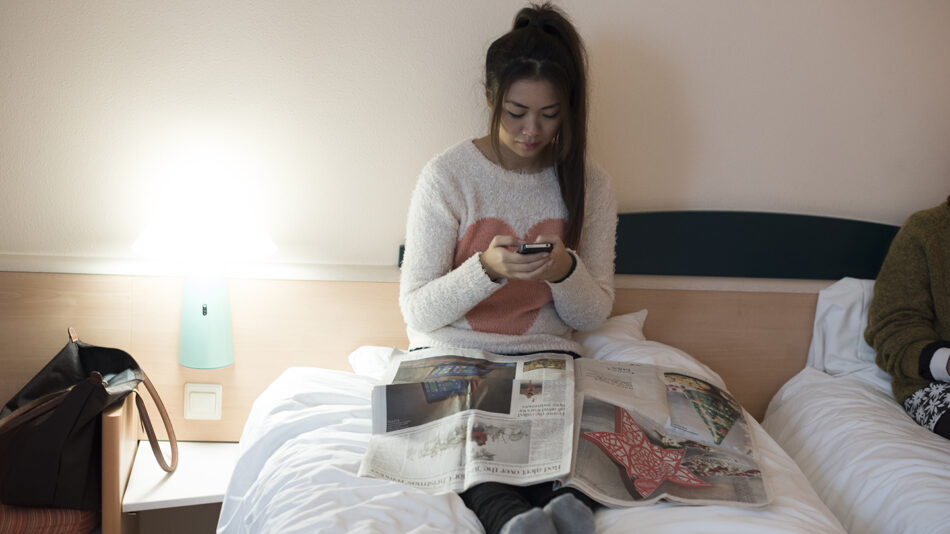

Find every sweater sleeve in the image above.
[399,161,502,333]
[865,217,945,385]
[547,166,617,331]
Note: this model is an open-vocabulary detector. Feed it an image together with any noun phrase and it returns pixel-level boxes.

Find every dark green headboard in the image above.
[615,211,899,280]
[398,211,900,280]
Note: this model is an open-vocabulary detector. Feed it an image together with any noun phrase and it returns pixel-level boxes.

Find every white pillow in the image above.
[574,310,724,388]
[573,308,648,357]
[348,345,402,380]
[807,277,879,376]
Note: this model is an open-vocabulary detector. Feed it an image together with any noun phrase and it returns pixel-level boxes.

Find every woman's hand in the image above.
[479,235,574,283]
[534,234,574,282]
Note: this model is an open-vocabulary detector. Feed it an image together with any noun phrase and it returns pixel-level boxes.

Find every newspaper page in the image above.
[564,359,770,507]
[358,347,574,493]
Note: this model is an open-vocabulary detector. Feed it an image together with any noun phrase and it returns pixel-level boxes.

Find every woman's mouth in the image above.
[520,141,540,151]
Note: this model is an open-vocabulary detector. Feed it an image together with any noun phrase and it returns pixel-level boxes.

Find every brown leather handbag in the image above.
[0,328,177,510]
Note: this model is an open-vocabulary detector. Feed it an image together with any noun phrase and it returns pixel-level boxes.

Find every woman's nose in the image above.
[521,119,539,137]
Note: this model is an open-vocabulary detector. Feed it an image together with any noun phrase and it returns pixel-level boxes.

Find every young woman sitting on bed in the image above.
[398,3,616,533]
[865,194,950,438]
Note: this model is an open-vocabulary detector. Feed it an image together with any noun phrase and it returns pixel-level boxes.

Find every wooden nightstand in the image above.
[122,441,240,534]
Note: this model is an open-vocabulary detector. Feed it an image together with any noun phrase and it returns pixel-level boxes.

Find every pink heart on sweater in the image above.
[455,217,565,335]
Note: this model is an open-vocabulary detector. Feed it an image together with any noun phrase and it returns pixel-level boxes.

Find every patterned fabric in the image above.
[0,504,98,534]
[903,382,950,432]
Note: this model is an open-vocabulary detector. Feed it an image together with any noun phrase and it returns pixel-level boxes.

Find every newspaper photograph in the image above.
[359,347,575,493]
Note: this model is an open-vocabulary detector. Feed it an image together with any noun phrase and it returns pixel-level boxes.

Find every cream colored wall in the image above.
[1,0,948,274]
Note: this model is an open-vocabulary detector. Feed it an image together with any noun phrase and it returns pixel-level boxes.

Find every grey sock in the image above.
[500,507,557,534]
[543,493,595,534]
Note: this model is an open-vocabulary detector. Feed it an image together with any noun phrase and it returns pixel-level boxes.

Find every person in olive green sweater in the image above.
[865,196,950,437]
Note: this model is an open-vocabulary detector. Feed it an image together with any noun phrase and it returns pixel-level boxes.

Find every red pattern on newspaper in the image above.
[581,407,710,498]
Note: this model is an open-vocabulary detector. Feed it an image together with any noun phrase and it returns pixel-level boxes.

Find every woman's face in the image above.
[496,78,562,171]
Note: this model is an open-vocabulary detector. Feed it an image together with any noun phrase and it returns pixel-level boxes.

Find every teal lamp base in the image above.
[179,276,235,369]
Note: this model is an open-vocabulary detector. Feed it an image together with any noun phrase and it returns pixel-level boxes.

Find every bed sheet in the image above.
[218,312,844,534]
[763,277,950,534]
[763,367,950,534]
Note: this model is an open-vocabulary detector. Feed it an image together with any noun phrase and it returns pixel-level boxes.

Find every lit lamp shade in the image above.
[179,276,235,369]
[134,212,276,370]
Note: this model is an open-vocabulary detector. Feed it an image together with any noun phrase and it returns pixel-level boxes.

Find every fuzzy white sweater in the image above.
[399,139,617,355]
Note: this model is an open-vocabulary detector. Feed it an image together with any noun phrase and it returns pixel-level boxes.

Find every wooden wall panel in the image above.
[612,287,817,420]
[0,272,133,406]
[1,272,816,442]
[0,272,409,442]
[126,277,410,442]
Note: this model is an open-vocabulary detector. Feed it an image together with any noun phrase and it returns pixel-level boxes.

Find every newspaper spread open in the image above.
[358,347,770,507]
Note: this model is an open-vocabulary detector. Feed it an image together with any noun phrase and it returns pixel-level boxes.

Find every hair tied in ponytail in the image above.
[515,3,558,34]
[527,14,550,32]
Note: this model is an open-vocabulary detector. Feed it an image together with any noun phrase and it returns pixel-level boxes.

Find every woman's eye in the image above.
[542,113,560,119]
[507,111,525,119]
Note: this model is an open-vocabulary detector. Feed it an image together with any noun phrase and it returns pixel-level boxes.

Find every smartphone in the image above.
[517,242,553,254]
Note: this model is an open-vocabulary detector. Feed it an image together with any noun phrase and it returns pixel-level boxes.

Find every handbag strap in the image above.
[133,373,179,472]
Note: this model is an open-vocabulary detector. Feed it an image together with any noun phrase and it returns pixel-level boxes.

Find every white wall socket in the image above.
[184,383,223,420]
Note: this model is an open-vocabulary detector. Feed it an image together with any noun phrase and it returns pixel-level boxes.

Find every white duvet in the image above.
[762,278,950,534]
[763,368,950,534]
[218,312,844,533]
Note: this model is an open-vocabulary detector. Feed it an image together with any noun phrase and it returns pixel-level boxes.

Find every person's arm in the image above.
[545,168,617,332]
[865,221,948,384]
[399,163,501,333]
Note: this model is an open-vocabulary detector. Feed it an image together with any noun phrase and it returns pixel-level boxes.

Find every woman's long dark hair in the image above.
[485,3,588,249]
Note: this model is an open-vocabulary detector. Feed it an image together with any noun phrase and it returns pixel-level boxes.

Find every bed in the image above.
[216,313,845,533]
[215,211,902,534]
[762,277,950,534]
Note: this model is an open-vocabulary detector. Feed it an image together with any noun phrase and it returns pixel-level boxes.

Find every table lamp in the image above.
[177,274,234,369]
[133,206,276,369]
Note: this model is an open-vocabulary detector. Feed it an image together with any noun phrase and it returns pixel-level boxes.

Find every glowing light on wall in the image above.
[132,131,276,369]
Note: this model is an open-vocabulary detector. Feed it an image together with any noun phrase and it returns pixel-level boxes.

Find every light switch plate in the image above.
[184,383,222,420]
